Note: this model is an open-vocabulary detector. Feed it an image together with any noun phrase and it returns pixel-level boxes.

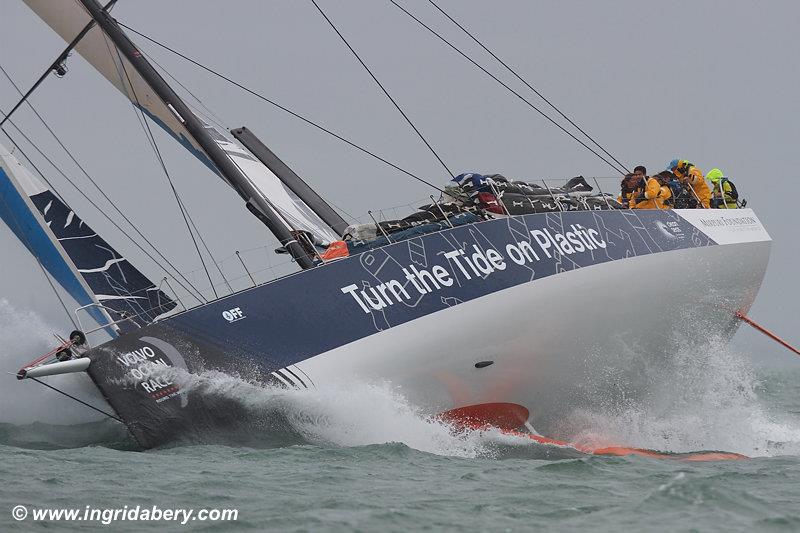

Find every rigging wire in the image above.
[327,198,360,225]
[115,21,449,195]
[0,121,67,206]
[310,0,455,179]
[0,66,207,305]
[0,182,80,331]
[110,44,219,300]
[0,0,118,129]
[2,115,206,306]
[28,377,123,423]
[0,116,205,306]
[102,50,231,296]
[181,196,234,294]
[425,0,630,174]
[145,51,230,132]
[387,0,627,176]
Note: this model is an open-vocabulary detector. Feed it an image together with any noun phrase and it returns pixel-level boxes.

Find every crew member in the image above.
[707,168,739,209]
[618,173,638,207]
[632,172,672,210]
[667,159,711,208]
[662,170,693,208]
[617,166,647,208]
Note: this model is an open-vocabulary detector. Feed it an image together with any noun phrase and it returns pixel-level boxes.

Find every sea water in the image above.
[1,298,799,532]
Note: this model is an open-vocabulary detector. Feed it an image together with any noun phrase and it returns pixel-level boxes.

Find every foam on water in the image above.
[562,336,800,457]
[171,368,550,458]
[167,336,800,458]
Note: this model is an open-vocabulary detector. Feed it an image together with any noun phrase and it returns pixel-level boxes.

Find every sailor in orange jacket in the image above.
[632,173,672,210]
[668,159,711,208]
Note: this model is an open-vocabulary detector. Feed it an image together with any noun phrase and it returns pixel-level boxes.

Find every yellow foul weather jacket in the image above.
[675,161,711,208]
[632,177,672,210]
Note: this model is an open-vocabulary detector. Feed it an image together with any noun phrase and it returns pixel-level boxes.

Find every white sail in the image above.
[23,0,339,244]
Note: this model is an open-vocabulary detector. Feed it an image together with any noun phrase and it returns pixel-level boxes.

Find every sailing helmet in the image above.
[667,159,680,171]
[706,168,725,183]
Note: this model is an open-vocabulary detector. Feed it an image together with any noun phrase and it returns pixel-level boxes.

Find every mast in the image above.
[76,0,316,269]
[231,127,348,236]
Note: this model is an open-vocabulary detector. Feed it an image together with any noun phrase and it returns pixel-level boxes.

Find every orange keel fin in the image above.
[438,402,747,461]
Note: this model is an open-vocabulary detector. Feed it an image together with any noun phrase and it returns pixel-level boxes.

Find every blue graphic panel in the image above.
[28,190,177,333]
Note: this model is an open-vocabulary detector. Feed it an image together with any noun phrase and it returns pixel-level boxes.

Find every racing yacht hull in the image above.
[84,208,771,448]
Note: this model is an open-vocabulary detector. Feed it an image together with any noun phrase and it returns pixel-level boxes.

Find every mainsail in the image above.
[0,142,176,334]
[22,0,340,246]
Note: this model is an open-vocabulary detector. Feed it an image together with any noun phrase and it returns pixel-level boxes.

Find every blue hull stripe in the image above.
[104,209,715,368]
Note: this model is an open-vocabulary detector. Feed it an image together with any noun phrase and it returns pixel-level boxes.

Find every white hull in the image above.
[298,235,770,434]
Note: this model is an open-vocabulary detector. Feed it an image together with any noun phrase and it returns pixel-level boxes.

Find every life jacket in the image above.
[720,178,738,200]
[619,181,638,207]
[618,190,636,207]
[711,178,739,208]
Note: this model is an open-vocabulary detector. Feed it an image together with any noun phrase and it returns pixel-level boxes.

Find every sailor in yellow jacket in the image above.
[668,159,712,208]
[632,173,672,210]
[707,168,738,209]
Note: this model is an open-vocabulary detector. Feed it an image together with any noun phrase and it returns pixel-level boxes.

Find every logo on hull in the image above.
[222,307,246,323]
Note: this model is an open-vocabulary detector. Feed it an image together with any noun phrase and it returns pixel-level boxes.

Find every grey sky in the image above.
[1,0,798,367]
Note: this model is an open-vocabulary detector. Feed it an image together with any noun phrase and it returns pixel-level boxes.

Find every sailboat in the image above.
[6,0,771,449]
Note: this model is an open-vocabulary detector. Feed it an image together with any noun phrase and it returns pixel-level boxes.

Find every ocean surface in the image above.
[2,300,800,532]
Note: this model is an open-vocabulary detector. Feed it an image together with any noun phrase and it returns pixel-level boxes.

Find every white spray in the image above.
[0,298,107,425]
[561,336,800,457]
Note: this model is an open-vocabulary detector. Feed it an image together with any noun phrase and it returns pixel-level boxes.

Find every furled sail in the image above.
[22,0,339,245]
[0,142,176,334]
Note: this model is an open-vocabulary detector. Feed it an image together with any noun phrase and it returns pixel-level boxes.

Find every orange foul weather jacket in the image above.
[632,177,672,210]
[676,163,712,208]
